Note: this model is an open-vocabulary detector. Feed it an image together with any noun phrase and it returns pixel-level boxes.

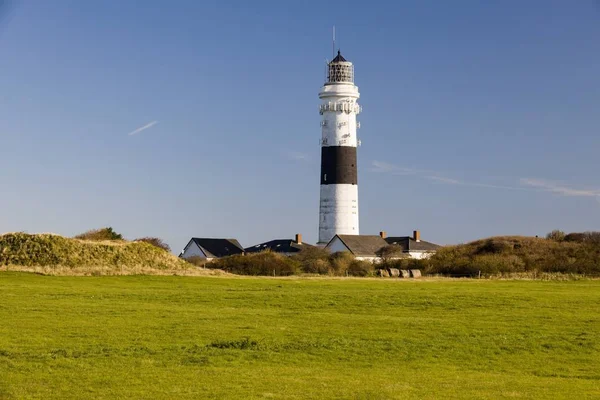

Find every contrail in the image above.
[372,160,600,199]
[127,121,158,136]
[520,178,600,197]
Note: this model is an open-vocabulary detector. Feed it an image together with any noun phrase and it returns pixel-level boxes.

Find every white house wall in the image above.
[181,241,207,260]
[326,236,350,254]
[408,251,434,260]
[355,256,380,262]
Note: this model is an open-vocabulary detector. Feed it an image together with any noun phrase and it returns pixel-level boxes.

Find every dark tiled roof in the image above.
[191,238,244,258]
[244,239,313,254]
[331,50,347,63]
[334,235,388,257]
[384,237,441,252]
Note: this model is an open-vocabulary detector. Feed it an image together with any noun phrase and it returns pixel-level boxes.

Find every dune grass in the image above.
[0,233,196,275]
[0,273,599,399]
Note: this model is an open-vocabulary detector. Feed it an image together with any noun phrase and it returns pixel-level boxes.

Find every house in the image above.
[245,234,313,256]
[325,230,441,261]
[381,230,441,259]
[325,234,388,262]
[179,238,244,261]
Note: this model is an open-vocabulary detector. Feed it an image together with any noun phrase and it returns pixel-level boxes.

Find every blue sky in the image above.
[1,0,599,251]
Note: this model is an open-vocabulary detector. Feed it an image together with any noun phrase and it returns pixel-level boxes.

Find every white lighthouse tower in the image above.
[317,50,361,244]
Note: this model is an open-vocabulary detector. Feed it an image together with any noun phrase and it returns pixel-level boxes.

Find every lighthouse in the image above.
[318,50,361,244]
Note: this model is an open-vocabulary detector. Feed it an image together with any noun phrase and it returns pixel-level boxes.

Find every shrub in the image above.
[426,235,600,277]
[134,237,171,252]
[564,232,586,243]
[347,259,374,277]
[383,259,405,270]
[564,231,600,245]
[292,246,331,274]
[384,258,430,274]
[292,246,330,263]
[471,254,525,275]
[75,227,123,241]
[185,256,207,268]
[405,258,430,271]
[475,239,514,255]
[290,247,328,273]
[587,232,600,245]
[207,248,370,277]
[328,252,354,276]
[210,252,300,276]
[300,258,331,275]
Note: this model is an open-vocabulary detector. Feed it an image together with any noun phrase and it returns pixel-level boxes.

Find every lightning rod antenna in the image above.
[332,26,335,59]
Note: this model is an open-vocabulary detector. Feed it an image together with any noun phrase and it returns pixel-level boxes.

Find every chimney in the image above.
[295,233,302,244]
[413,230,421,242]
[379,231,387,239]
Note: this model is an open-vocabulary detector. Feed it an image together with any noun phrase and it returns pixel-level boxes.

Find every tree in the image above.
[134,237,171,252]
[546,230,566,242]
[376,244,405,263]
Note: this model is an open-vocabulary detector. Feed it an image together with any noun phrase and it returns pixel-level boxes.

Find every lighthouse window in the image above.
[328,64,354,83]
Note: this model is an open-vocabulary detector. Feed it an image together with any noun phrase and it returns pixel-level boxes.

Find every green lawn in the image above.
[0,273,599,399]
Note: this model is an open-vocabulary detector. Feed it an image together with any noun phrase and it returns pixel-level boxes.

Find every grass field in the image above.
[0,273,599,399]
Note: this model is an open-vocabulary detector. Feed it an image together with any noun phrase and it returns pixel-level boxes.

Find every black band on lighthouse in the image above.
[320,146,358,185]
